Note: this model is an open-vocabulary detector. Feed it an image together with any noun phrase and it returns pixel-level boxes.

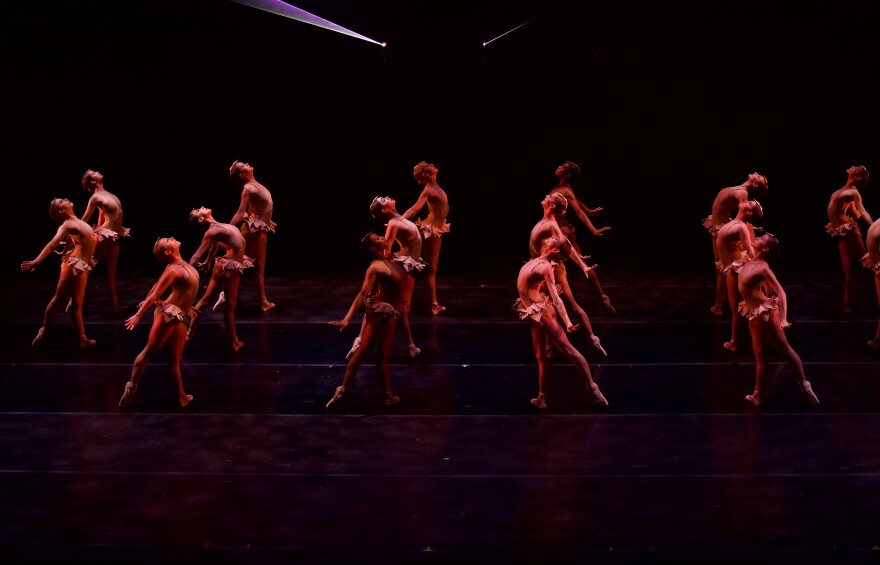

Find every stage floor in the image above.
[2,264,880,563]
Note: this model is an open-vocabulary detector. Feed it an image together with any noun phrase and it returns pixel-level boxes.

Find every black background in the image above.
[5,0,878,276]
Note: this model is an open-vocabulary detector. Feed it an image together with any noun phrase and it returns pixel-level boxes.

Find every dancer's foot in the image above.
[260,299,276,312]
[346,336,361,360]
[384,391,400,407]
[745,390,760,406]
[590,383,609,406]
[111,303,126,314]
[79,335,96,348]
[179,394,194,408]
[530,392,547,409]
[709,303,723,316]
[800,380,820,405]
[212,292,226,311]
[868,337,880,350]
[723,340,737,352]
[31,327,45,347]
[119,381,137,408]
[601,294,617,315]
[326,386,345,408]
[408,343,421,358]
[590,335,608,357]
[431,302,446,315]
[232,340,245,352]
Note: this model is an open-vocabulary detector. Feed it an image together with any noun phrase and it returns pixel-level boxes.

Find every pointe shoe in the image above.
[179,394,194,408]
[723,341,737,352]
[709,303,723,316]
[32,327,45,347]
[346,336,361,360]
[326,386,345,408]
[590,335,608,357]
[745,391,760,406]
[590,383,608,406]
[431,302,446,315]
[800,380,820,405]
[530,393,547,409]
[261,300,276,312]
[408,343,421,358]
[212,292,226,311]
[601,294,617,315]
[119,381,137,408]
[384,392,400,407]
[231,340,245,352]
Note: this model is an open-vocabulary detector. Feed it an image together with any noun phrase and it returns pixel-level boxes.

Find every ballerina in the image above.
[737,233,819,407]
[186,206,253,352]
[21,197,97,348]
[118,237,199,409]
[515,234,608,410]
[403,161,451,315]
[326,233,406,408]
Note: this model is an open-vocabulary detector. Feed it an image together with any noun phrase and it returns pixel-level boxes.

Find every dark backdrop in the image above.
[5,0,878,279]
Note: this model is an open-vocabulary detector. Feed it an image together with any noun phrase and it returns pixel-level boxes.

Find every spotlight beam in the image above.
[230,0,385,47]
[482,19,534,47]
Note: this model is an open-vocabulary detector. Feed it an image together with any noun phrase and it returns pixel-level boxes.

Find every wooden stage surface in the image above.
[2,263,879,563]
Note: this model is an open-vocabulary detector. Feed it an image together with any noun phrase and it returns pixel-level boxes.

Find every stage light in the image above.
[231,0,385,47]
[482,19,534,47]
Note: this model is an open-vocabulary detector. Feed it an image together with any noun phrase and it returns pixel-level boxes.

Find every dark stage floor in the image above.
[2,264,880,563]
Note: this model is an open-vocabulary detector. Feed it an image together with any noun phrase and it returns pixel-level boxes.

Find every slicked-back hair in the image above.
[369,197,387,220]
[359,232,378,256]
[549,193,568,214]
[413,161,430,184]
[852,165,870,182]
[48,198,66,222]
[152,239,170,263]
[562,161,581,177]
[81,170,96,188]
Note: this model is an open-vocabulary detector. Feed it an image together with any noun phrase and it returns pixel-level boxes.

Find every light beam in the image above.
[230,0,385,47]
[483,19,534,47]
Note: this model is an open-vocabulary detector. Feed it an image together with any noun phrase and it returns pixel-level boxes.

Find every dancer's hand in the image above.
[328,319,349,332]
[124,313,142,330]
